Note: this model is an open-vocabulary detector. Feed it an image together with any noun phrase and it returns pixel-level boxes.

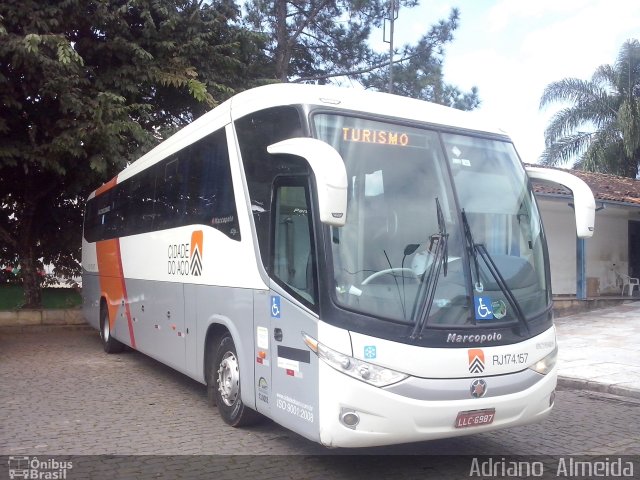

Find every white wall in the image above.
[537,197,631,295]
[537,199,577,294]
[586,205,631,294]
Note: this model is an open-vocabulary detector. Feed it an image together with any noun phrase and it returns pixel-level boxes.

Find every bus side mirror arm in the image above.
[525,166,596,238]
[267,138,348,227]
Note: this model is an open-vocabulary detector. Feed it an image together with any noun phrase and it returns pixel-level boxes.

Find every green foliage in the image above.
[0,0,476,308]
[0,0,265,307]
[540,39,640,178]
[361,8,479,108]
[244,0,387,82]
[243,1,478,110]
[0,285,81,310]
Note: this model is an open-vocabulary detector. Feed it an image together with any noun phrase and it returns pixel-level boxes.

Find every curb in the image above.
[0,324,93,334]
[558,376,640,401]
[0,307,84,328]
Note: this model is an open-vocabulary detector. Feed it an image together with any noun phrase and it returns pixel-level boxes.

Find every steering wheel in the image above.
[361,267,419,285]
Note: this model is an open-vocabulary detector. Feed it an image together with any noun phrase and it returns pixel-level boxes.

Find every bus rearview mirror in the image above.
[525,166,595,238]
[267,138,348,227]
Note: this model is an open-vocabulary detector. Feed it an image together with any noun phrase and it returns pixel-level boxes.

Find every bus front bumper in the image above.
[317,362,557,448]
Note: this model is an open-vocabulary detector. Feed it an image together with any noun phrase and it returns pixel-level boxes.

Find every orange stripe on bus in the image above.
[95,177,117,197]
[96,238,137,348]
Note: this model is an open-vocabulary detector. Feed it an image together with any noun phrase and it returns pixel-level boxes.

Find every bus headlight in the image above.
[302,333,408,387]
[529,346,558,375]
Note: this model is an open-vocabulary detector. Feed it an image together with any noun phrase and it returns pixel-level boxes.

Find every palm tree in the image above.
[539,39,640,178]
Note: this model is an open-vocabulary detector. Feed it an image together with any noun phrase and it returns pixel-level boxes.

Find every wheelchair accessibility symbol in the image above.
[474,296,494,320]
[271,296,281,318]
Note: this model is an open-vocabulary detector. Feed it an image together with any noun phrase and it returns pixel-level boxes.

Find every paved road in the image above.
[1,328,638,478]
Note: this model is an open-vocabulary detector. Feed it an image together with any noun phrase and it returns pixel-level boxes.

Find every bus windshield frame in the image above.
[312,111,552,345]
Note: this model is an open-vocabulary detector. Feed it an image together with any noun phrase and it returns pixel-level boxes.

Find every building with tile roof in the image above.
[530,166,640,299]
[531,167,640,206]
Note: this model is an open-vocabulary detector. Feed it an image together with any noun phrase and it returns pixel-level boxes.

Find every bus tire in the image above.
[213,333,261,427]
[100,303,125,354]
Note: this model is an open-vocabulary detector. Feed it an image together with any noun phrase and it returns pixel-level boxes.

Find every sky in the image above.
[371,0,640,166]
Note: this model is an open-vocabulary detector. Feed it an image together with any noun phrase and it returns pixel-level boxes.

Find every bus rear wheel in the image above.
[213,333,261,427]
[100,304,124,354]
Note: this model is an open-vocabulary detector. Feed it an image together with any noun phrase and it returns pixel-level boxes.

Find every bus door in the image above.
[265,178,320,441]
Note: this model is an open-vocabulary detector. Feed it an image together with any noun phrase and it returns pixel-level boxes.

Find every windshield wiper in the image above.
[460,210,529,333]
[409,198,448,340]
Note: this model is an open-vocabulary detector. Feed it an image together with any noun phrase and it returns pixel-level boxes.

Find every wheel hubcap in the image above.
[102,316,110,341]
[217,351,240,407]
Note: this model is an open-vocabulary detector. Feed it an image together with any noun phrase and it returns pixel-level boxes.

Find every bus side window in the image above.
[186,131,240,240]
[104,184,127,238]
[153,156,182,231]
[84,192,108,242]
[85,127,240,240]
[235,106,306,267]
[272,181,317,308]
[124,170,155,235]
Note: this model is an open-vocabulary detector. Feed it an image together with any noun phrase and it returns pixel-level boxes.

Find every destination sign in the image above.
[342,127,410,147]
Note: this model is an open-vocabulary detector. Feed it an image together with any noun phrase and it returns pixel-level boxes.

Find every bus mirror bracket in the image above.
[267,138,348,227]
[525,166,595,238]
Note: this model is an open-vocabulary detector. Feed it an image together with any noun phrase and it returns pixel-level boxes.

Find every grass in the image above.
[0,285,82,310]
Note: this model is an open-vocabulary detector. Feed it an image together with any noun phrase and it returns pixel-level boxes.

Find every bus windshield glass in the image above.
[313,114,549,328]
[442,133,550,320]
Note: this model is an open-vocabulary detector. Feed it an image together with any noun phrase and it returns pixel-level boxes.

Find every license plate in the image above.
[454,408,495,428]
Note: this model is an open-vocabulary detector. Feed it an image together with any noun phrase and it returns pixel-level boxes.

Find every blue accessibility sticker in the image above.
[474,296,494,320]
[364,345,377,359]
[271,296,281,318]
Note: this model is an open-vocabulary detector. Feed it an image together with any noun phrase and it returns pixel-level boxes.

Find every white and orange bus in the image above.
[82,84,595,447]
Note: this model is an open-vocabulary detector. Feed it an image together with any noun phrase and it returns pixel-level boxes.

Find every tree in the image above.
[539,39,640,178]
[243,1,479,109]
[0,0,261,307]
[360,8,480,108]
[244,0,395,82]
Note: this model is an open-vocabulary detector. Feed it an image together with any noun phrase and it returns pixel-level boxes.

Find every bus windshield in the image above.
[314,113,549,328]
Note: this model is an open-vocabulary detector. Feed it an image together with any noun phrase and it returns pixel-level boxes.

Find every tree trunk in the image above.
[20,250,42,308]
[274,0,289,82]
[18,200,43,308]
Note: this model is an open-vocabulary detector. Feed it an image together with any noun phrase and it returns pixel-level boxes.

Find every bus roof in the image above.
[90,84,508,198]
[230,83,506,136]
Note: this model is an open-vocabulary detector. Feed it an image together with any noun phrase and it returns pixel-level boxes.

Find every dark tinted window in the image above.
[83,190,108,242]
[187,134,239,236]
[84,129,239,242]
[235,106,307,267]
[125,169,156,234]
[103,184,128,238]
[154,156,187,231]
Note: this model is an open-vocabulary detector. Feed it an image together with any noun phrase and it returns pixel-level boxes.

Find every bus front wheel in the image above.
[213,334,261,427]
[99,304,124,354]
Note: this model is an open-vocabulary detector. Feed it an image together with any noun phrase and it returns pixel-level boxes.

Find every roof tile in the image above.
[527,164,640,206]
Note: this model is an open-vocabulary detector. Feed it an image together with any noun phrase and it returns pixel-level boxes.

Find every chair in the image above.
[617,271,640,296]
